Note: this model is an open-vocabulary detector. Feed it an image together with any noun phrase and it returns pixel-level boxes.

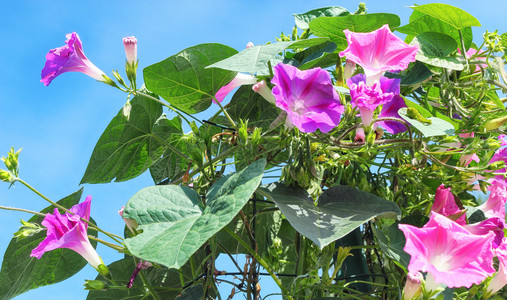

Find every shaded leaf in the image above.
[124,159,266,269]
[372,222,410,270]
[227,85,279,129]
[385,61,433,86]
[309,13,401,51]
[144,43,238,114]
[258,182,401,249]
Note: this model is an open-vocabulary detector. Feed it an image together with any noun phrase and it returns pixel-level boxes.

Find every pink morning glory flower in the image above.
[377,95,408,134]
[214,73,257,103]
[431,185,466,225]
[41,32,108,86]
[271,63,344,133]
[339,24,419,85]
[347,73,400,128]
[31,196,103,269]
[399,213,496,289]
[477,179,507,221]
[464,217,505,248]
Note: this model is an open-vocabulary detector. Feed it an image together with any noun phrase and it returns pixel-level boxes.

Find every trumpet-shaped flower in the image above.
[431,185,466,225]
[478,179,507,221]
[399,213,495,288]
[41,32,107,86]
[31,196,103,269]
[214,73,257,103]
[347,73,400,127]
[339,24,419,85]
[464,217,505,248]
[271,63,344,133]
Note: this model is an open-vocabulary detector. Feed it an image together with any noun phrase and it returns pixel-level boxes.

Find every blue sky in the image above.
[0,1,505,299]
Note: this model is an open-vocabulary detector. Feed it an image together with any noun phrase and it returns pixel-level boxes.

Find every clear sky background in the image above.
[0,1,505,299]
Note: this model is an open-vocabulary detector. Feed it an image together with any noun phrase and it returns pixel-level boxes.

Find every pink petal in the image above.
[214,73,257,103]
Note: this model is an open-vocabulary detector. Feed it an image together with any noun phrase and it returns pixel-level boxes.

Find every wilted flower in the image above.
[41,32,108,86]
[31,196,103,269]
[271,63,344,133]
[399,213,495,289]
[340,24,419,85]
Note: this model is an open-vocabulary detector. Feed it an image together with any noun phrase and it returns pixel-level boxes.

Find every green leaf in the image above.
[144,43,238,114]
[124,159,266,269]
[0,189,97,299]
[411,3,481,30]
[398,107,455,137]
[81,95,183,184]
[287,37,331,49]
[385,61,433,86]
[175,284,205,300]
[206,42,292,74]
[290,41,338,70]
[412,32,463,70]
[294,6,349,30]
[397,10,473,50]
[309,13,401,51]
[149,132,193,184]
[227,85,279,129]
[372,222,410,269]
[258,182,401,249]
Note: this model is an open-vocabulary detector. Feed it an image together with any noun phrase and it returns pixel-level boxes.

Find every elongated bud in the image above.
[483,115,507,131]
[403,272,423,300]
[13,219,43,240]
[343,59,356,80]
[123,36,138,84]
[246,42,254,48]
[84,280,107,291]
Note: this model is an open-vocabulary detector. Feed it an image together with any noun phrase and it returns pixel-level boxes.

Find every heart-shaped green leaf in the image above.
[411,3,480,30]
[294,6,349,30]
[124,159,266,269]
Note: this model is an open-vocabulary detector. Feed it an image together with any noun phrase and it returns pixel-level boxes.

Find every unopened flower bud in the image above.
[118,206,138,233]
[123,36,138,84]
[403,272,423,300]
[483,115,507,131]
[1,147,21,176]
[343,59,356,80]
[0,169,14,183]
[246,42,254,49]
[84,280,107,291]
[98,264,110,277]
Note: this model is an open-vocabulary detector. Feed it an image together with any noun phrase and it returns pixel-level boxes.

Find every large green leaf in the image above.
[124,159,266,269]
[294,6,349,30]
[227,85,279,129]
[0,189,97,299]
[309,13,401,51]
[397,10,473,51]
[206,42,292,74]
[81,95,182,184]
[149,132,192,184]
[258,182,401,249]
[372,222,410,269]
[144,43,238,114]
[289,41,338,70]
[398,107,455,137]
[412,32,463,70]
[411,3,481,30]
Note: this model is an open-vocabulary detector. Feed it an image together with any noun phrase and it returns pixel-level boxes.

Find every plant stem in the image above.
[134,91,202,125]
[213,96,237,128]
[135,257,161,300]
[0,204,46,216]
[223,226,293,299]
[87,235,124,251]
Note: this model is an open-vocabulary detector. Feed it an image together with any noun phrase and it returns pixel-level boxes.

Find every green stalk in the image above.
[0,204,46,216]
[224,226,293,299]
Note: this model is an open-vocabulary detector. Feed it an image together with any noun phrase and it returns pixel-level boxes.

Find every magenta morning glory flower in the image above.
[31,196,103,269]
[464,217,505,248]
[339,24,419,85]
[399,213,496,289]
[271,63,344,133]
[347,73,400,128]
[377,95,408,134]
[431,185,466,225]
[41,32,108,86]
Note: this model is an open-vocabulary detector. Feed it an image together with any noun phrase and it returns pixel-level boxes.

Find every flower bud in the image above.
[84,280,107,291]
[246,42,254,49]
[252,80,276,104]
[98,264,110,277]
[0,169,14,183]
[483,115,507,131]
[1,147,21,176]
[403,272,423,300]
